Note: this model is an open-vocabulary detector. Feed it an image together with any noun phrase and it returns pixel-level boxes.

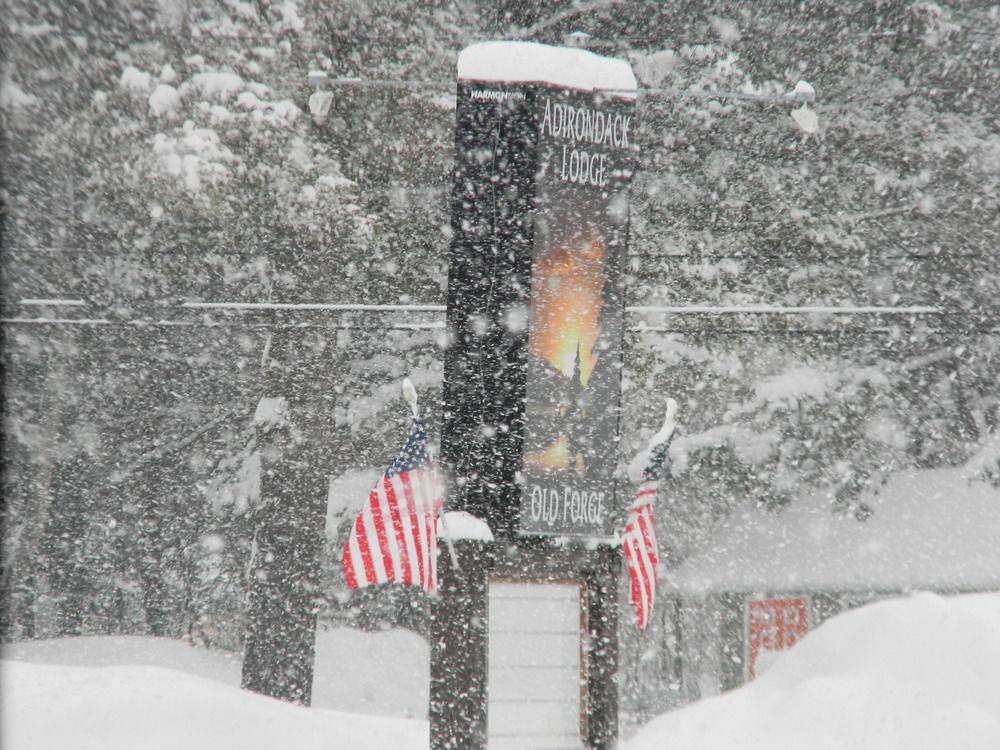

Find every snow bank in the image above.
[7,596,996,750]
[458,41,637,96]
[628,592,1000,750]
[0,661,423,750]
[1,629,428,750]
[667,467,1000,593]
[1,634,241,677]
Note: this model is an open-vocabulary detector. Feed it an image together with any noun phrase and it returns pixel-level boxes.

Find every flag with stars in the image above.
[622,438,669,630]
[342,417,442,592]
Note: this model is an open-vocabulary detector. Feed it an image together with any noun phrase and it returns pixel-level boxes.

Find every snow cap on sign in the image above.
[437,511,494,542]
[457,41,637,98]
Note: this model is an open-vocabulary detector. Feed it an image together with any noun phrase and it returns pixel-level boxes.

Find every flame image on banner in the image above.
[524,198,608,490]
[527,233,607,387]
[523,224,610,477]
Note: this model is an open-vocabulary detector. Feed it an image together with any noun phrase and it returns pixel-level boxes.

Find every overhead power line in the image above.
[2,300,955,334]
[630,304,941,315]
[12,299,944,316]
[180,301,447,313]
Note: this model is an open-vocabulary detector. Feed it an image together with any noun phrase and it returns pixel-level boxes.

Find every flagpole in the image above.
[650,398,679,450]
[622,398,680,630]
[435,480,463,574]
[403,379,461,573]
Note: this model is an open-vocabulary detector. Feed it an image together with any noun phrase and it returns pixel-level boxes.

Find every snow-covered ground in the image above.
[1,627,427,750]
[630,591,1000,750]
[3,592,999,749]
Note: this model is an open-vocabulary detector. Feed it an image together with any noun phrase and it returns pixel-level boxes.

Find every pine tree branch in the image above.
[110,406,242,483]
[517,0,624,39]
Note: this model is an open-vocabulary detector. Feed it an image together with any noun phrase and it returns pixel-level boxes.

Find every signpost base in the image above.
[431,540,490,750]
[430,539,620,750]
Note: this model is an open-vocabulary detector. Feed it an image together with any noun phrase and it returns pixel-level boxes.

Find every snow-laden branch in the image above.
[517,0,624,39]
[110,406,240,483]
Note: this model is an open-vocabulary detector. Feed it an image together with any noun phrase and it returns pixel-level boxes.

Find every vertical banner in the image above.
[441,42,637,541]
[521,90,634,538]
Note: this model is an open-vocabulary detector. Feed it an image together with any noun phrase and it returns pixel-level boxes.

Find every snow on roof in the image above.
[457,41,637,97]
[667,468,1000,594]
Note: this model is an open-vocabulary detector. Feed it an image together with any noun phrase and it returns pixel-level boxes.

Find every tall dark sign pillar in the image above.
[434,41,638,750]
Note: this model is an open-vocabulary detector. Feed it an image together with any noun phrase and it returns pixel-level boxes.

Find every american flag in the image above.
[622,438,670,630]
[342,417,442,592]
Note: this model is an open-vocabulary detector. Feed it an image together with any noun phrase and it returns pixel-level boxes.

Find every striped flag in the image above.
[622,435,671,630]
[342,417,442,592]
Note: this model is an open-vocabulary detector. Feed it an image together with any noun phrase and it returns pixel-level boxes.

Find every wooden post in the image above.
[585,545,621,748]
[430,540,491,750]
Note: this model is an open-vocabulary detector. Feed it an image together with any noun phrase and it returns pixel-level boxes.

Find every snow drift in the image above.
[1,629,427,750]
[2,593,998,749]
[628,591,1000,750]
